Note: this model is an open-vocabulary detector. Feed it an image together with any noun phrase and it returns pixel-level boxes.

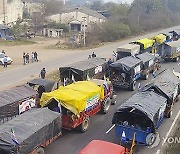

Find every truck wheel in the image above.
[111,95,117,105]
[146,133,156,146]
[101,97,111,114]
[130,81,136,91]
[144,71,149,80]
[36,147,45,154]
[174,56,179,62]
[78,116,90,133]
[167,110,172,118]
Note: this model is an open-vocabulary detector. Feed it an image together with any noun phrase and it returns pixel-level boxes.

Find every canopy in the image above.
[40,81,104,115]
[152,34,166,44]
[59,57,106,81]
[0,85,37,118]
[112,91,167,129]
[79,140,125,154]
[0,108,61,154]
[142,69,180,104]
[136,52,155,63]
[132,38,154,49]
[27,78,55,92]
[110,56,142,74]
[117,44,140,54]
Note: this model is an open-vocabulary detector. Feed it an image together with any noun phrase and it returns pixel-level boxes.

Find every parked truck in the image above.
[161,39,180,62]
[40,80,115,132]
[109,56,143,91]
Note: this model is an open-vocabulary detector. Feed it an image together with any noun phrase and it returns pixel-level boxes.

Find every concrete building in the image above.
[48,7,106,32]
[0,0,23,25]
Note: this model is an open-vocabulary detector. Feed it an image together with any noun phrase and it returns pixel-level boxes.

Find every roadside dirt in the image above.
[0,37,67,72]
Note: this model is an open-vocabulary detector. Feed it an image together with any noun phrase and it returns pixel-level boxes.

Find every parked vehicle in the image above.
[79,140,128,154]
[141,69,180,118]
[112,90,167,146]
[0,85,37,123]
[116,44,140,60]
[109,56,143,91]
[0,108,62,154]
[131,38,155,54]
[59,57,107,84]
[161,39,180,62]
[40,80,115,132]
[169,29,180,41]
[136,52,156,79]
[0,53,13,65]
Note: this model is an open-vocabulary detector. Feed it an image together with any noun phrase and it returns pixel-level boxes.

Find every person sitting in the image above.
[92,52,96,58]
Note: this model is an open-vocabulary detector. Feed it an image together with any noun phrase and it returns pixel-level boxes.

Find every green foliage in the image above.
[47,22,69,32]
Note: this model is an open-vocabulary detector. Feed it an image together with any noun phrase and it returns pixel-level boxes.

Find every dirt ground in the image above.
[0,37,68,72]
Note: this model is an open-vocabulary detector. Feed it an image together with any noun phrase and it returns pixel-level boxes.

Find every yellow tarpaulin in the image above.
[134,38,154,49]
[152,34,166,44]
[40,81,104,115]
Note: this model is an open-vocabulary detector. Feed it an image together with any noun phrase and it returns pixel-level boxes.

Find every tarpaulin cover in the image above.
[136,52,155,63]
[152,34,166,44]
[117,44,140,54]
[79,140,125,154]
[0,85,37,118]
[27,78,55,92]
[0,108,61,154]
[40,81,104,115]
[112,91,167,127]
[164,39,180,55]
[59,58,106,81]
[132,38,154,49]
[142,69,180,103]
[110,56,142,74]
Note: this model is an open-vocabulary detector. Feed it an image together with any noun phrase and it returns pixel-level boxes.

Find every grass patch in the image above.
[46,70,60,82]
[0,39,36,46]
[165,121,180,154]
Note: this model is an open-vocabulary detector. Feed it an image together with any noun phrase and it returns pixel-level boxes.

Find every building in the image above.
[48,7,106,32]
[0,0,23,25]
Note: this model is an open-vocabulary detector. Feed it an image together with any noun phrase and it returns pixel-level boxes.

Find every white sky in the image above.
[103,0,134,4]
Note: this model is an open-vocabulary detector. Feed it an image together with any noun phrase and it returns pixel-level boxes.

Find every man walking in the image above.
[34,52,38,62]
[3,56,8,67]
[40,68,46,79]
[31,52,34,63]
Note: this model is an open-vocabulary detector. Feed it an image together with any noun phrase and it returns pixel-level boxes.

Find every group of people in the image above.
[23,52,38,65]
[88,52,97,59]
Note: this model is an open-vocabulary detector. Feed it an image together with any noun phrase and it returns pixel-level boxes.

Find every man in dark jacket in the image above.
[40,68,46,79]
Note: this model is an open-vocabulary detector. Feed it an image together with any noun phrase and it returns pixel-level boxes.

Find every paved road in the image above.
[0,26,180,154]
[1,25,180,89]
[44,62,180,154]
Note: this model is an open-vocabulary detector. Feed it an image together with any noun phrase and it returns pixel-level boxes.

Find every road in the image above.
[44,62,180,154]
[0,25,180,89]
[0,25,180,154]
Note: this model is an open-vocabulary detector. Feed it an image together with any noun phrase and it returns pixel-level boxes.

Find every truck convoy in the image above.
[112,69,180,145]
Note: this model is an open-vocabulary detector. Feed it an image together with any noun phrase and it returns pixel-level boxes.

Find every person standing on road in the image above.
[31,52,34,63]
[23,52,26,65]
[26,53,29,64]
[2,50,5,54]
[34,52,38,62]
[40,68,46,79]
[3,56,8,67]
[92,52,96,58]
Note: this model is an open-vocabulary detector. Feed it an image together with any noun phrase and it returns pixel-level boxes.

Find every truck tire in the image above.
[78,116,90,133]
[166,110,172,118]
[146,133,156,146]
[144,71,149,80]
[101,97,111,114]
[111,95,117,105]
[174,56,179,62]
[130,81,136,91]
[36,147,45,154]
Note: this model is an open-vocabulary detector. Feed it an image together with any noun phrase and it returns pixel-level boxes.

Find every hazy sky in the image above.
[104,0,134,4]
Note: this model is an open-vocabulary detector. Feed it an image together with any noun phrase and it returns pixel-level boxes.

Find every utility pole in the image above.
[82,16,86,47]
[3,0,6,24]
